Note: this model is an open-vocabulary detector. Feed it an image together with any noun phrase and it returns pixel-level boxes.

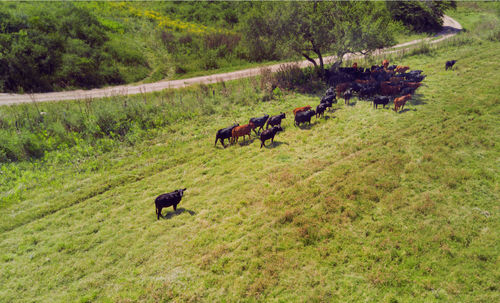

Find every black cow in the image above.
[316,103,328,118]
[325,87,336,97]
[321,94,336,104]
[373,96,390,109]
[215,124,239,148]
[294,110,316,126]
[260,126,283,148]
[266,113,286,129]
[343,88,353,105]
[155,188,187,220]
[400,87,416,96]
[249,114,269,135]
[445,60,457,70]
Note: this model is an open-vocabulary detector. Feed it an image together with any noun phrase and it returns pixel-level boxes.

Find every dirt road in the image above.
[0,16,461,106]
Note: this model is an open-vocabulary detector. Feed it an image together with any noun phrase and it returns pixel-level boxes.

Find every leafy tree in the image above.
[243,1,397,75]
[387,1,457,33]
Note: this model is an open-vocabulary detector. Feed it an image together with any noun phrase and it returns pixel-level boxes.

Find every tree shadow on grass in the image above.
[162,208,196,220]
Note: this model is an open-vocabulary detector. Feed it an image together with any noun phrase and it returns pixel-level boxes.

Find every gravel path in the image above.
[0,15,462,106]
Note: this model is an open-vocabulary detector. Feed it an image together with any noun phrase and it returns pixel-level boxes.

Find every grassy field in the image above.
[1,4,499,303]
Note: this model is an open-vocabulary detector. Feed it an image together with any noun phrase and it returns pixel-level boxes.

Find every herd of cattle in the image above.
[156,59,434,219]
[214,59,426,149]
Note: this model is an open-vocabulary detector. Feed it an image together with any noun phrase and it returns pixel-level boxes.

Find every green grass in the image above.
[1,31,499,302]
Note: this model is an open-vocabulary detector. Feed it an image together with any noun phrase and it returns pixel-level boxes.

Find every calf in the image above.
[445,60,457,70]
[373,96,389,109]
[266,112,286,129]
[394,94,412,112]
[249,114,269,135]
[293,105,312,116]
[231,122,255,144]
[343,88,353,105]
[294,110,316,127]
[155,188,187,220]
[316,103,328,118]
[215,123,239,148]
[260,126,283,148]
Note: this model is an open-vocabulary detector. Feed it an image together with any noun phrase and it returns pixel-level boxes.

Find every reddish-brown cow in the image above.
[231,122,255,144]
[394,94,412,112]
[380,82,401,95]
[293,105,312,116]
[402,82,422,89]
[395,65,410,74]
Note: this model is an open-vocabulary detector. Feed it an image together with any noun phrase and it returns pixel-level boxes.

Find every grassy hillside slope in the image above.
[1,35,499,302]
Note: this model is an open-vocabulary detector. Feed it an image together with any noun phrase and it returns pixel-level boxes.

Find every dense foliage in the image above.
[0,3,149,93]
[387,0,457,32]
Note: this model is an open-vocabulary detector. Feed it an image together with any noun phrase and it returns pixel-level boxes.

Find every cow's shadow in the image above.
[262,141,288,149]
[397,108,417,114]
[236,138,256,146]
[162,208,196,219]
[297,122,316,130]
[409,95,426,106]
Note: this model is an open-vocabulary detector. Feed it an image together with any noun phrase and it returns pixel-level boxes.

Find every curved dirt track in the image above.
[0,16,462,106]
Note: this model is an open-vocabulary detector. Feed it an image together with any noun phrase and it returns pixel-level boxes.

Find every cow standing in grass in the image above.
[249,114,269,135]
[266,113,286,129]
[260,126,283,148]
[155,188,186,220]
[231,122,255,144]
[215,123,239,148]
[394,94,412,112]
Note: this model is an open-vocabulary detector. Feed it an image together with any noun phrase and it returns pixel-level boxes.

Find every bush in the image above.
[387,1,456,33]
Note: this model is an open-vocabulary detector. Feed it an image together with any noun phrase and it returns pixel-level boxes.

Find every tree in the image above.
[387,1,457,33]
[244,1,397,75]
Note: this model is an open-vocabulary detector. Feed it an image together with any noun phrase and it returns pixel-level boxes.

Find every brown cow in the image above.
[231,122,255,144]
[293,105,312,116]
[335,82,351,98]
[380,82,401,95]
[402,82,422,89]
[382,59,389,69]
[352,62,358,70]
[394,94,412,112]
[395,65,410,74]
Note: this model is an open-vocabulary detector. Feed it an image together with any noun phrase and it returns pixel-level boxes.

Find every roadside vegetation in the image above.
[1,2,499,302]
[1,1,454,93]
